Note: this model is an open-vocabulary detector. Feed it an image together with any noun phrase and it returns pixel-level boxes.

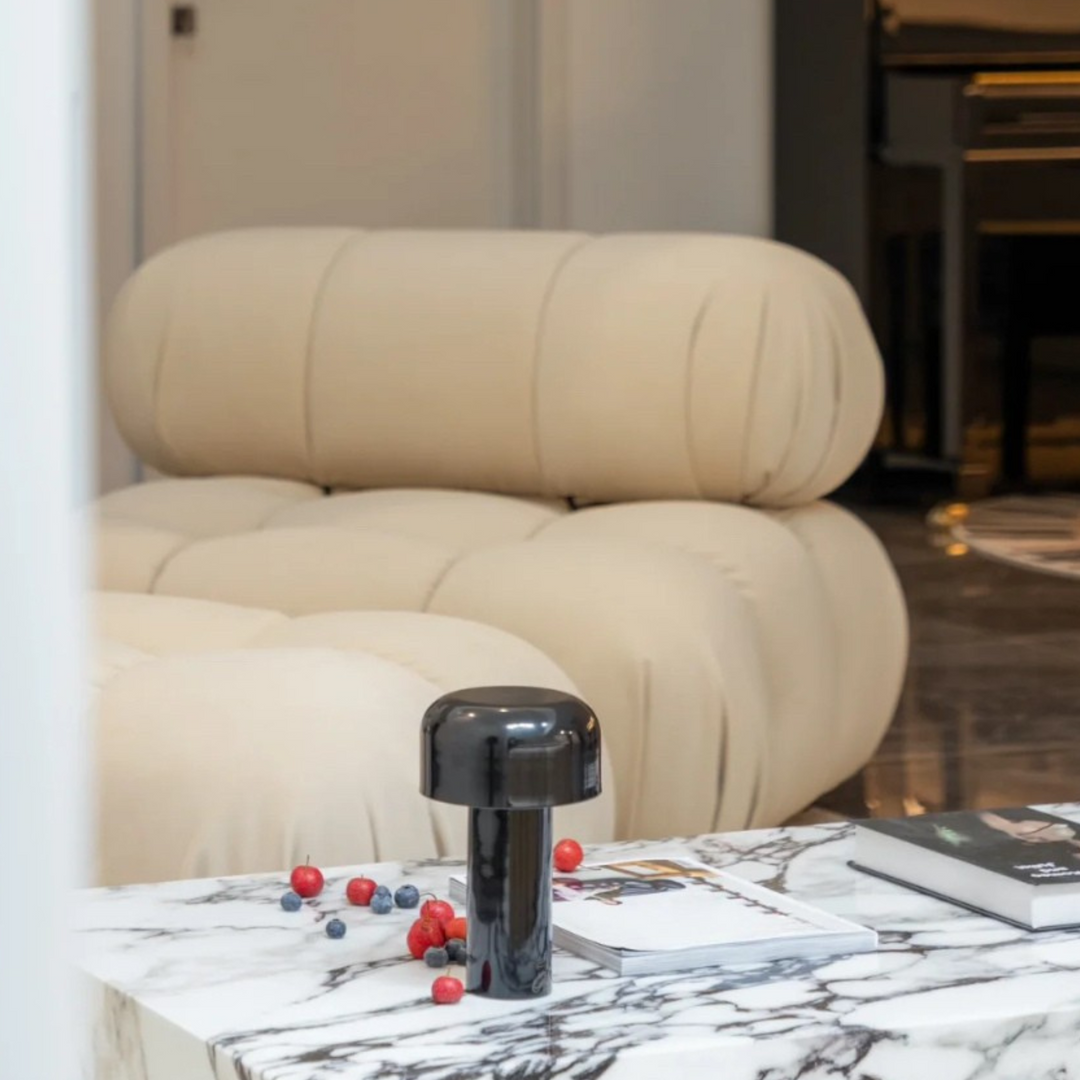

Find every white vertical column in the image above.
[0,0,91,1076]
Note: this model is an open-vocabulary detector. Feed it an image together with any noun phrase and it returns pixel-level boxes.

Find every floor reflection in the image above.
[817,503,1080,820]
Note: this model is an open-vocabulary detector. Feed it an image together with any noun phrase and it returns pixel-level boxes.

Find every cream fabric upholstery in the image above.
[107,229,882,506]
[96,482,907,843]
[93,593,616,886]
[96,228,907,885]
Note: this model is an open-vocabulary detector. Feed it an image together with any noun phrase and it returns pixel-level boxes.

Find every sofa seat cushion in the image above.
[95,480,564,594]
[96,481,907,845]
[93,592,615,886]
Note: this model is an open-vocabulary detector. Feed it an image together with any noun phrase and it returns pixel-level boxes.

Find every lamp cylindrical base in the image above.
[465,806,552,999]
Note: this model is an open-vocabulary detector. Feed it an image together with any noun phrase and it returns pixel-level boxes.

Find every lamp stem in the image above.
[465,806,553,998]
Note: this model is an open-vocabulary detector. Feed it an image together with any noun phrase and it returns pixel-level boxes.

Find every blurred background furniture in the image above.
[92,227,908,884]
[776,0,1080,497]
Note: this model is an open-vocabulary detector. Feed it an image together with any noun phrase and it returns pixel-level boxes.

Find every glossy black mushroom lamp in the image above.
[420,686,601,999]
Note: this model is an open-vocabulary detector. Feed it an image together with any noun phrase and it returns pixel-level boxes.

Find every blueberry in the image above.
[373,884,391,898]
[370,892,394,915]
[280,891,302,912]
[424,945,449,968]
[394,884,420,909]
[326,918,346,939]
[446,938,466,963]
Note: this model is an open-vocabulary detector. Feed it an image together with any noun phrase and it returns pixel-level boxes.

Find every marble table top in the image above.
[76,806,1080,1079]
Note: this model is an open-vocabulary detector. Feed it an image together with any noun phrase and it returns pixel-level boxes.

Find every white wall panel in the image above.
[144,0,514,251]
[558,0,773,235]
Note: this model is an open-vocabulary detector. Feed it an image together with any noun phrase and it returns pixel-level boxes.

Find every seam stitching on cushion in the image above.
[418,551,465,613]
[683,284,718,499]
[747,281,811,504]
[758,508,850,803]
[738,293,770,501]
[743,773,763,831]
[144,538,194,594]
[528,237,593,495]
[301,232,367,484]
[522,510,569,542]
[797,303,848,499]
[150,283,183,474]
[711,705,729,830]
[677,529,777,828]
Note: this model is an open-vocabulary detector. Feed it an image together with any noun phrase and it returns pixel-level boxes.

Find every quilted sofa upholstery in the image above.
[95,228,908,884]
[93,592,615,886]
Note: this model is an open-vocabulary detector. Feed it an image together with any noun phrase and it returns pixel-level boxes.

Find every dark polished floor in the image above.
[817,504,1080,820]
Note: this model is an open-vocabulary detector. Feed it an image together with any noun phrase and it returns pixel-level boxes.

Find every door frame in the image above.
[138,0,174,257]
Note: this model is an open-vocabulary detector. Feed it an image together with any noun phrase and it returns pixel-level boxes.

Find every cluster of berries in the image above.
[280,863,423,921]
[406,897,467,1004]
[276,838,584,1007]
[345,875,420,915]
[277,860,466,1004]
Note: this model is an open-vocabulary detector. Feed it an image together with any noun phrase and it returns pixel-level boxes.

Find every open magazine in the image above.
[449,856,876,975]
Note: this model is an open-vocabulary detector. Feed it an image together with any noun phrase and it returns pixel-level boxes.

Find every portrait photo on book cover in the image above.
[908,808,1080,870]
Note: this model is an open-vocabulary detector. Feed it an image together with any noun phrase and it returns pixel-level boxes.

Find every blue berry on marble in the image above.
[423,945,448,968]
[280,891,302,912]
[370,892,393,915]
[325,918,346,939]
[394,884,420,909]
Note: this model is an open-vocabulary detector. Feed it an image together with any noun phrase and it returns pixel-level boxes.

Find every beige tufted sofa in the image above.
[94,228,907,886]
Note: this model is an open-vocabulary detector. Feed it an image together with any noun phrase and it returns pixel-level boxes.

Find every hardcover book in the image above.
[853,807,1080,930]
[449,855,876,975]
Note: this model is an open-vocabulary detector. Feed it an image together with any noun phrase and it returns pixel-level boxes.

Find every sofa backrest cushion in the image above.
[106,228,882,506]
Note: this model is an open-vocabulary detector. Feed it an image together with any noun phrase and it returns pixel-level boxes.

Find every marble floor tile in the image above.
[817,503,1080,820]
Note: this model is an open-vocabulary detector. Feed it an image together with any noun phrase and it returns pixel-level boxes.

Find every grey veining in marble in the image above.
[77,806,1080,1079]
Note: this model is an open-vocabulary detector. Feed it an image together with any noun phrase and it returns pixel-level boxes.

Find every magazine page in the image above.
[549,857,856,953]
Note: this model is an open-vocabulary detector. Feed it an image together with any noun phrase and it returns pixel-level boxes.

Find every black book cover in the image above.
[857,807,1080,886]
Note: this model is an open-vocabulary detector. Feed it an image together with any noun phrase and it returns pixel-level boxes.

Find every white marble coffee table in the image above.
[76,806,1080,1079]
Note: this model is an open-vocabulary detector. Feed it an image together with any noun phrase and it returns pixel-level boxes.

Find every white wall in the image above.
[144,0,519,252]
[555,0,773,235]
[0,0,91,1073]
